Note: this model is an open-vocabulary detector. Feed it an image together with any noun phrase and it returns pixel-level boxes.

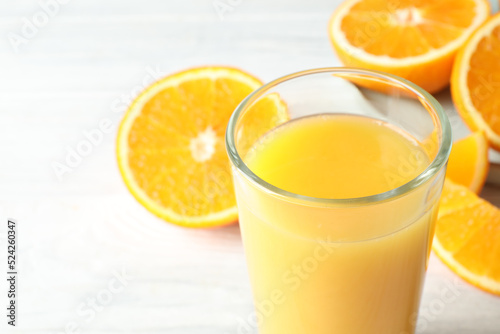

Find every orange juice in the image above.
[233,114,442,334]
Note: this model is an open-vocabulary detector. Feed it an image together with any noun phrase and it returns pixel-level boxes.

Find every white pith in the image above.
[190,127,217,163]
[395,8,423,26]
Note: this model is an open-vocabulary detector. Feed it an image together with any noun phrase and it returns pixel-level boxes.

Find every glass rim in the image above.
[225,67,452,207]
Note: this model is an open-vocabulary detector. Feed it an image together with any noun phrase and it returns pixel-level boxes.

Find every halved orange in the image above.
[446,131,489,194]
[328,0,490,93]
[451,13,500,151]
[116,66,287,228]
[434,178,500,295]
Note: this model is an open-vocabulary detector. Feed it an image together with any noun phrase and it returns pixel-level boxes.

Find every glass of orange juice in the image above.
[226,68,452,334]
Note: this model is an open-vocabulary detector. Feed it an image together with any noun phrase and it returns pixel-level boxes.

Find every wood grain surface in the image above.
[1,0,499,333]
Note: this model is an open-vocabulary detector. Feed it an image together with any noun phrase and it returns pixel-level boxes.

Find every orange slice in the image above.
[328,0,490,93]
[116,66,287,228]
[434,178,500,295]
[451,13,500,151]
[446,131,489,193]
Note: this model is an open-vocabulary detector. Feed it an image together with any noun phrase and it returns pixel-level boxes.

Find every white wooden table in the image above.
[1,0,499,333]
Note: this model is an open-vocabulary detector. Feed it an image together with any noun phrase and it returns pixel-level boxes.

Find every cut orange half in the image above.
[434,179,500,295]
[328,0,490,93]
[446,131,489,194]
[116,66,287,228]
[451,13,500,151]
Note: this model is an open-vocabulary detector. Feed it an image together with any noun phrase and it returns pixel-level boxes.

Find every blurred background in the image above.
[1,0,500,333]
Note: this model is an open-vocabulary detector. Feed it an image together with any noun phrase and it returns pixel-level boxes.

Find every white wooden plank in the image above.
[1,0,500,332]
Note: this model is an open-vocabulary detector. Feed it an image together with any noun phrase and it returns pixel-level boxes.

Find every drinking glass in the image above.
[226,68,452,334]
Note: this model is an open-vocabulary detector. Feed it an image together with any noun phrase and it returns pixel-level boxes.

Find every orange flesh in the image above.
[341,0,478,58]
[446,132,489,194]
[127,75,255,218]
[435,179,500,294]
[467,25,500,135]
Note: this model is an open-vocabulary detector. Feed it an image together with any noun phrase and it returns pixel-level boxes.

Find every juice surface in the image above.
[245,114,429,199]
[234,114,443,334]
